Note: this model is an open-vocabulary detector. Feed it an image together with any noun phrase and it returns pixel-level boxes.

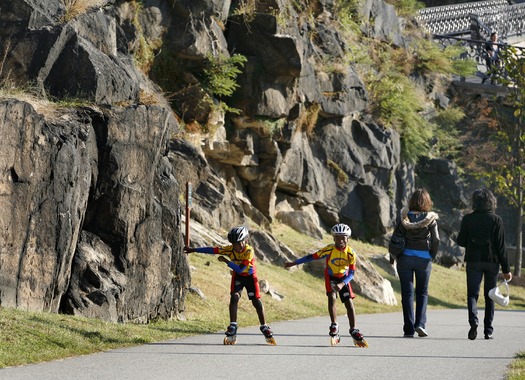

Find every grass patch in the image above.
[508,351,525,380]
[1,224,524,369]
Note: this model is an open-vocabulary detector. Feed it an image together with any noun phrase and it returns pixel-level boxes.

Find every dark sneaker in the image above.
[350,328,364,341]
[329,323,339,337]
[225,323,237,337]
[260,324,273,338]
[403,334,414,338]
[484,334,494,340]
[468,326,477,340]
[416,326,428,337]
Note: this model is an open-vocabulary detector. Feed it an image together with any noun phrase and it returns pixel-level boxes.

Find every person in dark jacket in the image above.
[482,32,500,84]
[394,188,439,338]
[457,188,512,340]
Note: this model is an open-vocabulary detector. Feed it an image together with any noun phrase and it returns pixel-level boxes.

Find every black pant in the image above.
[483,57,500,84]
[466,261,499,335]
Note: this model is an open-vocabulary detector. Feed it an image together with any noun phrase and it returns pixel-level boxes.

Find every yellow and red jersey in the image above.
[296,244,356,278]
[195,244,256,276]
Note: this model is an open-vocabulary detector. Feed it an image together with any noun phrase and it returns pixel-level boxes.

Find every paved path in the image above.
[2,309,524,380]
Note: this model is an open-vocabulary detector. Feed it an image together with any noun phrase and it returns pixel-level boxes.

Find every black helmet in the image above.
[227,226,249,243]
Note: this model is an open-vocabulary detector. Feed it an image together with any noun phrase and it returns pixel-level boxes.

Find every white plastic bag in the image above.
[488,279,510,307]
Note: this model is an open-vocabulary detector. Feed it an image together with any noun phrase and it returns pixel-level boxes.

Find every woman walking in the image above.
[395,188,439,338]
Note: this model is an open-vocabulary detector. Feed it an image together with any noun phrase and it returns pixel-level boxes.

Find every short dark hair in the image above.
[408,188,433,212]
[472,188,497,212]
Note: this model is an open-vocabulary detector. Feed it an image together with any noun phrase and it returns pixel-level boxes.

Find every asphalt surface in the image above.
[2,309,524,380]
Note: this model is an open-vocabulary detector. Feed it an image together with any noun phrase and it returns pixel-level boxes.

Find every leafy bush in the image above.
[430,106,465,159]
[412,39,476,77]
[256,117,286,137]
[367,71,432,163]
[201,54,247,99]
[345,13,475,164]
[197,53,248,116]
[334,0,362,35]
[231,0,257,23]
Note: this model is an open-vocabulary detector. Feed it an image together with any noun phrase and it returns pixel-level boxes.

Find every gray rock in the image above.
[62,231,127,322]
[0,99,93,312]
[360,0,405,47]
[249,230,298,265]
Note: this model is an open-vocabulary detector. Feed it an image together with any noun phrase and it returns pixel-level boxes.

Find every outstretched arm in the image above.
[184,246,217,254]
[284,253,316,268]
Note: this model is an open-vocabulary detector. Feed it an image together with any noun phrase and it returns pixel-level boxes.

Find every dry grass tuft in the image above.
[61,0,106,22]
[138,89,160,106]
[296,102,320,136]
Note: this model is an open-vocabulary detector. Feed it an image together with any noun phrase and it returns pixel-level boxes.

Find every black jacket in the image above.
[400,208,440,258]
[457,210,510,273]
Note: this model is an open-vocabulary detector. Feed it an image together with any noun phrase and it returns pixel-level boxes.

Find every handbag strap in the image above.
[498,279,510,295]
[397,222,406,235]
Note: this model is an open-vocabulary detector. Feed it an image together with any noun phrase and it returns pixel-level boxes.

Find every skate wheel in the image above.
[330,335,340,346]
[223,336,237,345]
[353,339,369,348]
[265,337,277,345]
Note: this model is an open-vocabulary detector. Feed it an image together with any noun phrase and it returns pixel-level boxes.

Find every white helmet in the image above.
[227,226,249,243]
[331,223,351,237]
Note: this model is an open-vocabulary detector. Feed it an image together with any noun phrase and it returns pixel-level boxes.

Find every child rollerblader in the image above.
[284,224,368,347]
[184,226,276,345]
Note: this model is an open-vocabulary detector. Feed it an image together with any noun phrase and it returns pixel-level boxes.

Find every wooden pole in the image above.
[185,182,192,247]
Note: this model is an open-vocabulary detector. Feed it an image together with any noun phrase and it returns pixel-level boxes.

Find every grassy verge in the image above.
[1,224,524,377]
[507,352,525,379]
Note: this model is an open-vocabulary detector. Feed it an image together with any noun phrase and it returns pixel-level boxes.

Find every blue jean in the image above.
[466,261,499,336]
[397,255,432,335]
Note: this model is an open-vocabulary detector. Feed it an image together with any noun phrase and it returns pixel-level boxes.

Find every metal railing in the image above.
[416,0,508,36]
[417,1,525,40]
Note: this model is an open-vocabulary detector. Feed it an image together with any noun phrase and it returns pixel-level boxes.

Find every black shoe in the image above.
[484,334,494,340]
[468,326,477,340]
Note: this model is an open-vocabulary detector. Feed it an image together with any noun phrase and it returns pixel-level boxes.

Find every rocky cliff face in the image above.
[0,0,463,321]
[0,0,190,322]
[162,0,409,238]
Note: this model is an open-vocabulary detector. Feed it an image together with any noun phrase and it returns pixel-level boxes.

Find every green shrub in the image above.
[367,71,431,163]
[257,117,286,137]
[430,106,465,159]
[334,0,362,35]
[412,39,476,77]
[201,54,247,99]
